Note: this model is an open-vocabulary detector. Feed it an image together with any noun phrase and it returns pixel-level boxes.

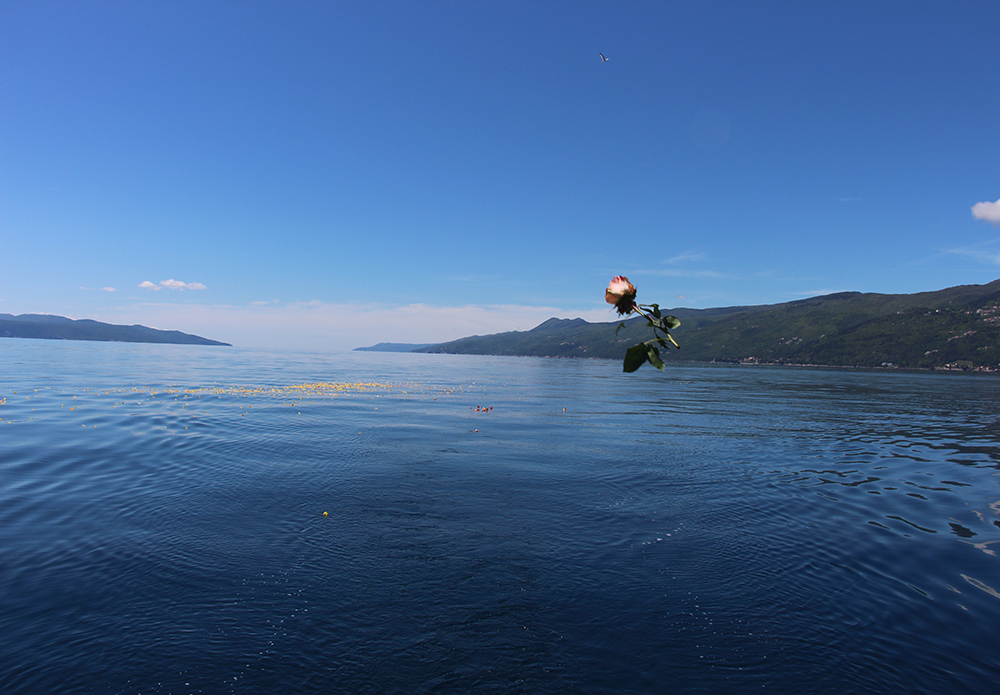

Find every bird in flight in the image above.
[600,53,608,62]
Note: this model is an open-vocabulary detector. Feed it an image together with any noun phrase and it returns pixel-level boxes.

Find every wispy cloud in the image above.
[78,286,118,292]
[636,268,729,279]
[666,251,706,265]
[139,279,207,291]
[972,198,1000,225]
[947,241,1000,266]
[638,250,729,278]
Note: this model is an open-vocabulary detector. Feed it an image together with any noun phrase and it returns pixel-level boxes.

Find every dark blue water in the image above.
[2,339,999,694]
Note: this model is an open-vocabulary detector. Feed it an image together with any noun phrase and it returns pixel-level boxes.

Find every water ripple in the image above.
[3,346,1000,693]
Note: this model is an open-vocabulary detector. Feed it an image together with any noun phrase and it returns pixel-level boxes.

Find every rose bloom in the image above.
[605,275,637,315]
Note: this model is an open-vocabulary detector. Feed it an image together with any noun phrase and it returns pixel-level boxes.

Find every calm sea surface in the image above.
[2,339,999,694]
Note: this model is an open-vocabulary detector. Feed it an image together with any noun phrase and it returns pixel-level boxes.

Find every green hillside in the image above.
[416,280,1000,371]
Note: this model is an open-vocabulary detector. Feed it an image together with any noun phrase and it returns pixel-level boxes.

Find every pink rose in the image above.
[605,276,637,315]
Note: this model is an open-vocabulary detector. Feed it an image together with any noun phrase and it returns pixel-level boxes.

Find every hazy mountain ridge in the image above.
[0,314,231,346]
[415,280,1000,371]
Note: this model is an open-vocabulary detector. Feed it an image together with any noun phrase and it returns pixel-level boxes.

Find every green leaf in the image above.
[623,343,649,372]
[646,344,665,370]
[662,315,681,329]
[615,321,627,335]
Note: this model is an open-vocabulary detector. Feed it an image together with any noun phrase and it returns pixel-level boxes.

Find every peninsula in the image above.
[0,314,231,346]
[405,279,1000,372]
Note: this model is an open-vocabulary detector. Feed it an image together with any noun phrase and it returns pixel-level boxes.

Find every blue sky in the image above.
[2,1,999,350]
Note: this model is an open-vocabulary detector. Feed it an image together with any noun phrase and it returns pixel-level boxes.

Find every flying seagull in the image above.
[600,53,608,62]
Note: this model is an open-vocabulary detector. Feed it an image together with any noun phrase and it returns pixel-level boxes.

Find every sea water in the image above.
[1,339,999,694]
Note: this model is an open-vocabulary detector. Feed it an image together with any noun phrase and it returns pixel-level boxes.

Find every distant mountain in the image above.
[0,314,231,346]
[415,280,1000,372]
[354,342,435,352]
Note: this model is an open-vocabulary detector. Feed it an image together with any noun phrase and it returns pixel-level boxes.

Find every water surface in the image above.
[2,340,999,693]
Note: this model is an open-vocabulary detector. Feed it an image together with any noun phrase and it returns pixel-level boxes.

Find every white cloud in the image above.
[972,199,1000,225]
[102,287,117,292]
[99,301,618,352]
[160,279,207,291]
[139,279,207,291]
